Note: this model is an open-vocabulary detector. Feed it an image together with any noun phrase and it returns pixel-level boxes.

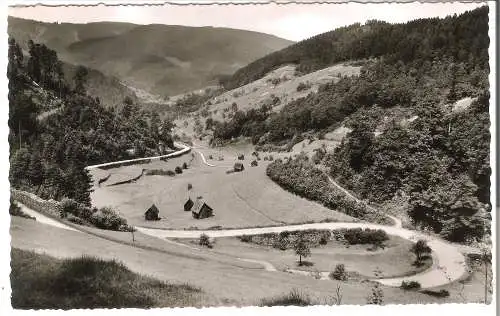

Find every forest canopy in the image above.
[8,38,174,205]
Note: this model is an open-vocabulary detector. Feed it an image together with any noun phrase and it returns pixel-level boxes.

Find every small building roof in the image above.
[192,198,212,215]
[184,198,194,211]
[146,204,159,213]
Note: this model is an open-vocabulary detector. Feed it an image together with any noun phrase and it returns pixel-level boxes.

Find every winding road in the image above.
[14,142,471,290]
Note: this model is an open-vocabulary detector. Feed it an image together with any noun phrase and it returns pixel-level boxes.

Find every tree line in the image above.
[328,93,490,242]
[222,6,488,90]
[8,38,175,205]
[218,6,491,243]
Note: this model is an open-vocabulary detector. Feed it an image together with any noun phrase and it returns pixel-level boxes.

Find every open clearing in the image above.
[174,234,432,279]
[201,63,362,122]
[91,149,356,230]
[172,63,361,140]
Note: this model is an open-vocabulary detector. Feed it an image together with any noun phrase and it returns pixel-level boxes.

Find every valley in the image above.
[7,4,492,309]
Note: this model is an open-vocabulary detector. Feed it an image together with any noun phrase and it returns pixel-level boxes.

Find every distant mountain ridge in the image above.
[8,17,293,98]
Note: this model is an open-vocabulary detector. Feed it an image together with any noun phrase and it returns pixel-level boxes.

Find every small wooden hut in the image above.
[144,204,160,221]
[234,162,245,172]
[192,198,214,219]
[184,198,194,212]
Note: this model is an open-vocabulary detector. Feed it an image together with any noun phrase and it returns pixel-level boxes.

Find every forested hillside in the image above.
[8,38,175,205]
[8,17,293,96]
[61,62,139,109]
[247,6,490,243]
[224,6,488,90]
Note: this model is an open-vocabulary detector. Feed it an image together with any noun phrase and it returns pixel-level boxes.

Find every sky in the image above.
[8,1,487,41]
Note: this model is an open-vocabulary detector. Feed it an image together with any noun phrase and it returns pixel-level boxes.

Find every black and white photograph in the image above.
[1,0,496,311]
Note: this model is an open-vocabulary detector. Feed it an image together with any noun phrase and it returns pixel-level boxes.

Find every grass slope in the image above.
[11,216,486,305]
[179,234,432,279]
[90,151,356,229]
[10,248,203,309]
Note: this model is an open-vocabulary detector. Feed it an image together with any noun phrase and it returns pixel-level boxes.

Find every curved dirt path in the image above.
[23,202,462,289]
[191,141,219,167]
[18,203,81,233]
[196,150,216,167]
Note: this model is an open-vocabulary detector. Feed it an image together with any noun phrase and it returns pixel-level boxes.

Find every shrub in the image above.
[319,235,329,245]
[57,198,130,231]
[273,235,289,251]
[260,289,312,306]
[366,283,384,305]
[329,264,348,281]
[59,198,78,218]
[251,160,258,167]
[145,169,176,176]
[296,81,311,92]
[91,207,128,231]
[58,198,95,221]
[67,214,85,225]
[401,281,421,290]
[175,166,183,174]
[166,170,176,176]
[279,231,290,238]
[182,162,188,169]
[420,289,450,298]
[199,233,212,248]
[239,235,252,243]
[238,154,245,160]
[343,228,389,247]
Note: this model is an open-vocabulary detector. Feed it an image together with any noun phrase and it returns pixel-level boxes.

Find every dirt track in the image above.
[19,200,467,289]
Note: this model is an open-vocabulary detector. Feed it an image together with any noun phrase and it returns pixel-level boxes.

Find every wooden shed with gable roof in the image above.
[191,197,214,219]
[184,197,194,212]
[145,204,161,221]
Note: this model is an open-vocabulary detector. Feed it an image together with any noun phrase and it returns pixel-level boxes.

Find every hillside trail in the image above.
[19,204,80,233]
[186,140,217,167]
[323,173,403,228]
[21,199,467,289]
